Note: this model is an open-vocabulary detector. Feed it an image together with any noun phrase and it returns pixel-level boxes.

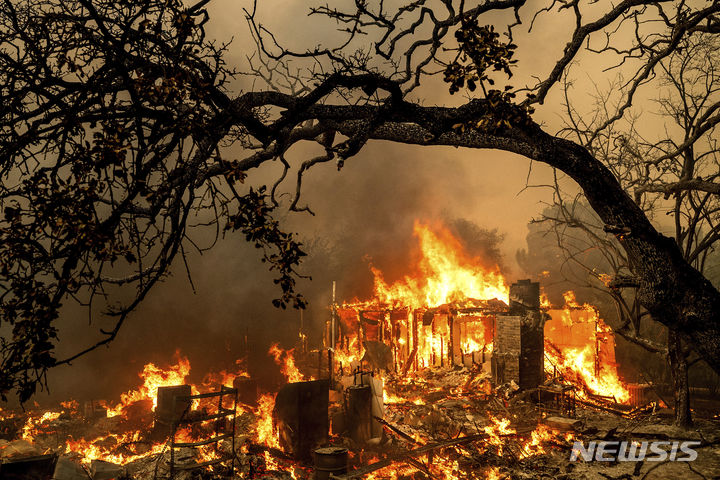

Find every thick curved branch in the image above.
[635,179,720,199]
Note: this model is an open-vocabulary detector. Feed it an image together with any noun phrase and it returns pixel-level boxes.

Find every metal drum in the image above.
[314,447,348,480]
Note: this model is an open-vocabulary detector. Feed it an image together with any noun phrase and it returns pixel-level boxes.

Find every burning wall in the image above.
[334,282,544,390]
[335,303,502,372]
[544,292,628,403]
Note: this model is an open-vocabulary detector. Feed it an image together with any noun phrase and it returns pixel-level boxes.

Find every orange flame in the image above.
[255,393,280,449]
[65,431,166,465]
[21,411,61,442]
[103,353,191,417]
[545,292,629,403]
[483,416,515,456]
[334,336,364,367]
[337,221,507,372]
[486,467,502,480]
[59,353,252,466]
[201,359,249,389]
[372,221,508,309]
[269,344,313,383]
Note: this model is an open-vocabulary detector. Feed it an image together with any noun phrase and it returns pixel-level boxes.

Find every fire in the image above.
[60,400,79,412]
[45,348,306,469]
[65,426,222,466]
[264,450,280,471]
[174,426,225,466]
[519,424,552,457]
[201,358,249,389]
[336,222,506,373]
[546,343,629,402]
[361,416,562,480]
[383,390,424,405]
[335,221,629,406]
[483,416,515,456]
[486,467,502,480]
[365,455,459,480]
[372,221,508,309]
[334,336,364,368]
[256,393,280,449]
[269,343,314,383]
[55,353,250,467]
[545,292,629,403]
[540,291,551,309]
[4,220,637,478]
[104,353,191,417]
[21,410,61,442]
[65,432,166,465]
[458,319,492,355]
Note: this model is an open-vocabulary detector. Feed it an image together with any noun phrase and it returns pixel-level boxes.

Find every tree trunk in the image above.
[667,329,692,428]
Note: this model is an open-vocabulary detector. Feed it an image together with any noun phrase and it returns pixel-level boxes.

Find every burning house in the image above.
[330,222,627,403]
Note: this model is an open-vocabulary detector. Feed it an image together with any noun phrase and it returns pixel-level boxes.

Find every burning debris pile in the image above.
[1,221,718,479]
[0,353,253,479]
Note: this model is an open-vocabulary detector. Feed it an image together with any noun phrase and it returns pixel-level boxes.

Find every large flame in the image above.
[53,352,254,466]
[103,353,192,417]
[544,291,629,403]
[256,393,280,449]
[372,221,508,309]
[336,220,629,404]
[337,221,506,372]
[21,411,62,442]
[8,220,632,477]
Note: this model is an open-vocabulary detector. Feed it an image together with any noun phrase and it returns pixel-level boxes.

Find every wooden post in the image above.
[448,314,454,367]
[440,334,444,367]
[414,311,420,371]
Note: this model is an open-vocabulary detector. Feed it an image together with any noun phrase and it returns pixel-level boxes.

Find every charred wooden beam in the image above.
[372,415,419,444]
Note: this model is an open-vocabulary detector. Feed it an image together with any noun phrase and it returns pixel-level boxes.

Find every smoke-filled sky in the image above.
[30,0,658,406]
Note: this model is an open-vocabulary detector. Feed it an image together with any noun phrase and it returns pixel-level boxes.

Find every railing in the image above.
[169,385,238,478]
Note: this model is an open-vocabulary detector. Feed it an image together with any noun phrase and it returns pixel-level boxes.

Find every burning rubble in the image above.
[1,221,718,480]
